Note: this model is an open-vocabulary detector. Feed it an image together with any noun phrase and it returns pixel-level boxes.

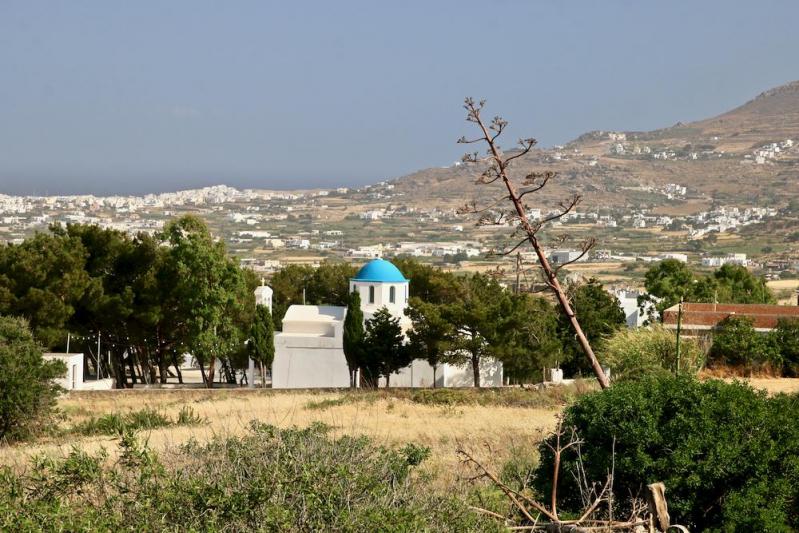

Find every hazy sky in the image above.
[2,1,799,195]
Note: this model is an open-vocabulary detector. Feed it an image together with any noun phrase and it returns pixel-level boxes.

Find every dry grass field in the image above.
[0,387,583,486]
[3,378,797,486]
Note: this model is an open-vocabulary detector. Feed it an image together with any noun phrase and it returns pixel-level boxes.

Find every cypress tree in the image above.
[343,290,364,387]
[249,304,275,387]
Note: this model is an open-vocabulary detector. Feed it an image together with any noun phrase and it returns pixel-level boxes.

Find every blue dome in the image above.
[352,259,408,283]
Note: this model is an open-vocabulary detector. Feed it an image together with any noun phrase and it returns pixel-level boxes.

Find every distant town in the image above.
[2,181,794,281]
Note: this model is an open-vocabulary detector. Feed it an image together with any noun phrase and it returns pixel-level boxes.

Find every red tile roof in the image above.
[663,303,799,330]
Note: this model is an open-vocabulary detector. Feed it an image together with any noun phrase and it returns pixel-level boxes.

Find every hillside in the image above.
[390,81,799,214]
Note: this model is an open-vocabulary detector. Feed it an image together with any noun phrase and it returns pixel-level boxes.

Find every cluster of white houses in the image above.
[266,258,503,388]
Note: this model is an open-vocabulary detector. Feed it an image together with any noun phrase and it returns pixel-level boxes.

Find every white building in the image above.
[610,289,655,328]
[701,253,748,267]
[254,281,273,309]
[549,249,586,265]
[272,306,350,388]
[270,258,503,388]
[42,353,114,390]
[663,253,688,263]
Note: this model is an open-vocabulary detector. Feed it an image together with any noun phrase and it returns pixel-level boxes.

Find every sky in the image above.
[2,1,799,196]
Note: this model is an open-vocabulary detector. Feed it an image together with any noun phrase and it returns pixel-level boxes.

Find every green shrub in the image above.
[533,375,799,531]
[708,315,781,371]
[772,318,799,376]
[175,405,204,425]
[304,396,349,410]
[73,406,202,436]
[600,324,704,381]
[0,316,65,443]
[0,422,500,532]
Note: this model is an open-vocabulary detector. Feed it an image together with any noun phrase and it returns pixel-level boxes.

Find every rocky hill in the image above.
[390,81,799,214]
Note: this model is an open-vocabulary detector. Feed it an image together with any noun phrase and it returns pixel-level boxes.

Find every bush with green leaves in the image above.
[533,376,799,531]
[0,422,500,532]
[708,315,781,371]
[772,318,799,376]
[600,324,704,381]
[0,315,65,443]
[71,406,203,436]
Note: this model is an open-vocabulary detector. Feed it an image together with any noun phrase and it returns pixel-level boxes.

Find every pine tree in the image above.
[406,298,455,387]
[343,290,364,387]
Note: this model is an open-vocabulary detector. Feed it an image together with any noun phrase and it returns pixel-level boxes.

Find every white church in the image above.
[264,258,503,388]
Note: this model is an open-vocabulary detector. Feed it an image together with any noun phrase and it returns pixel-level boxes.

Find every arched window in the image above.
[369,285,375,304]
[389,286,396,303]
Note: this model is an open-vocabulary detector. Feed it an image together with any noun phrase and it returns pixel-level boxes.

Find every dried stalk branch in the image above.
[458,97,609,389]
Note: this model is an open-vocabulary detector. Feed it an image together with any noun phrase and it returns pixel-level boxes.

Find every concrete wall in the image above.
[381,358,504,388]
[380,359,438,388]
[440,358,504,387]
[80,378,115,390]
[273,333,350,389]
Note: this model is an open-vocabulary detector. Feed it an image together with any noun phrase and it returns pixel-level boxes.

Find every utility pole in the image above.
[97,331,102,380]
[515,252,521,294]
[66,333,71,354]
[675,297,683,375]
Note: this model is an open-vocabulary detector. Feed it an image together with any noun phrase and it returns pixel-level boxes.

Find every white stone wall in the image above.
[273,334,351,388]
[380,359,437,388]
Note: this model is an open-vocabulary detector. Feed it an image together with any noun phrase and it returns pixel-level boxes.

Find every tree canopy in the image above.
[405,297,456,387]
[442,273,511,387]
[559,278,626,376]
[641,260,776,320]
[708,315,780,371]
[0,217,255,388]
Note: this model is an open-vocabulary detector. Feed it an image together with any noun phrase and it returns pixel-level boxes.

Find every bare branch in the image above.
[503,138,538,165]
[518,171,557,198]
[457,135,487,144]
[493,238,529,257]
[458,448,555,523]
[552,238,597,276]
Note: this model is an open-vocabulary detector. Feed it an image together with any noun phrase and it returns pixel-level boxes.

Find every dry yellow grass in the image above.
[5,378,797,484]
[0,389,560,485]
[737,377,799,395]
[767,279,799,291]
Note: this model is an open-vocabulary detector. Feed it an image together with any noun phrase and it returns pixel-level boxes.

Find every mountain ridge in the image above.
[389,81,799,212]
